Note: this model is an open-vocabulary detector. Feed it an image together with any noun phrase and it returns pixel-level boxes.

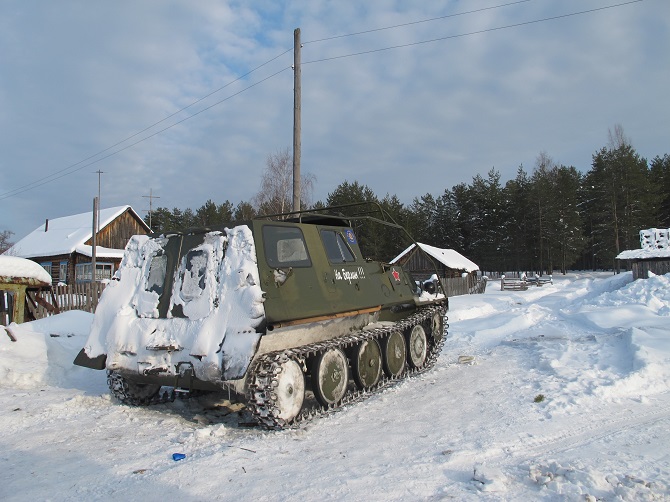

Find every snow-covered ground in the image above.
[1,272,669,501]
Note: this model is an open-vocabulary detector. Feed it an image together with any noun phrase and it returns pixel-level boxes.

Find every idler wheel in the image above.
[406,324,428,368]
[311,348,349,406]
[107,370,161,405]
[429,311,444,343]
[274,358,305,422]
[352,339,382,390]
[382,331,406,378]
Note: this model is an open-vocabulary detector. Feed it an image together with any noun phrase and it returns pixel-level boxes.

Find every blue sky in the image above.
[1,0,668,240]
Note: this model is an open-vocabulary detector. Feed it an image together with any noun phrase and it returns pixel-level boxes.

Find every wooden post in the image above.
[92,197,98,284]
[9,285,26,324]
[293,27,301,212]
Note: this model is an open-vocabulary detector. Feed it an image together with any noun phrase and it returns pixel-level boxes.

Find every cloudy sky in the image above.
[1,0,667,240]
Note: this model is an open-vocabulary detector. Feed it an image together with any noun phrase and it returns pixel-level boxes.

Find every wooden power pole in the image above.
[143,188,160,231]
[292,27,301,212]
[92,197,98,283]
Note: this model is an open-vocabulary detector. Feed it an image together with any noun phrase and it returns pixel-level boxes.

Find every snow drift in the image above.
[1,271,669,501]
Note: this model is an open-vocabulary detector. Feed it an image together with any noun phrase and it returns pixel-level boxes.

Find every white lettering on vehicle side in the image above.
[334,266,366,284]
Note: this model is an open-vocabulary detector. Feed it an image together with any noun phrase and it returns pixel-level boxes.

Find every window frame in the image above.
[75,262,113,283]
[58,261,68,284]
[262,225,312,268]
[40,262,52,277]
[320,229,356,264]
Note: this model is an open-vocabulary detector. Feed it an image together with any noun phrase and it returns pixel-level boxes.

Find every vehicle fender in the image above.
[73,348,107,370]
[221,329,262,380]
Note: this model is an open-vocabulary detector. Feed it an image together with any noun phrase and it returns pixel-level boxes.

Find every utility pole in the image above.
[292,27,301,212]
[94,170,104,233]
[92,197,98,283]
[143,188,160,231]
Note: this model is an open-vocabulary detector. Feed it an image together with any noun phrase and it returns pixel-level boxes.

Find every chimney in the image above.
[45,219,49,232]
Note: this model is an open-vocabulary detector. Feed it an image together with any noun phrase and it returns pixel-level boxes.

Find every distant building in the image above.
[5,206,150,284]
[616,228,670,279]
[391,242,482,296]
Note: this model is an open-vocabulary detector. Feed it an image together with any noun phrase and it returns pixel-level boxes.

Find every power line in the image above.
[303,0,644,65]
[0,48,293,200]
[303,0,534,44]
[4,1,537,201]
[0,65,292,201]
[1,0,643,200]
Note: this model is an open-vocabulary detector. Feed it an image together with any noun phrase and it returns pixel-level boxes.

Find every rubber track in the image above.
[107,371,207,406]
[245,303,448,429]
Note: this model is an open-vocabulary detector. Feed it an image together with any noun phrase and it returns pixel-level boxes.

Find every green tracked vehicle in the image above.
[74,203,448,428]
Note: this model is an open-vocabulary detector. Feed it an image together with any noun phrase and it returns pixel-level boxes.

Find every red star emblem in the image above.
[391,268,401,282]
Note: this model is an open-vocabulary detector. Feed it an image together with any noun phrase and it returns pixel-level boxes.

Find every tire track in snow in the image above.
[504,394,670,460]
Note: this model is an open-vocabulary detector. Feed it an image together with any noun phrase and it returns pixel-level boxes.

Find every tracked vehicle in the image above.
[74,203,448,428]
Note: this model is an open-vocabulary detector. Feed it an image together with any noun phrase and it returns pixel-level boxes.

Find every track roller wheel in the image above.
[382,331,406,378]
[406,324,428,368]
[352,339,382,390]
[273,358,305,422]
[311,348,349,406]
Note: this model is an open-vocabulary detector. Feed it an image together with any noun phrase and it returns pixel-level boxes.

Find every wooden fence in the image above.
[441,276,487,297]
[38,282,107,318]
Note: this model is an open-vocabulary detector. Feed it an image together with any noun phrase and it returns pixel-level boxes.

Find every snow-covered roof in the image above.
[616,227,670,260]
[74,245,126,260]
[0,255,52,285]
[5,206,141,259]
[391,243,479,272]
[616,249,670,260]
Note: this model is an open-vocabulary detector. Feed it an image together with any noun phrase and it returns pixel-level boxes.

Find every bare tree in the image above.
[0,230,14,254]
[608,124,631,150]
[254,148,315,215]
[534,150,556,172]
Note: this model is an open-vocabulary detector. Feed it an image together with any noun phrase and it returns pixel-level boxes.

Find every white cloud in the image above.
[1,0,668,238]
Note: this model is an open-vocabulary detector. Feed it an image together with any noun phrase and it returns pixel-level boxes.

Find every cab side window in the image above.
[263,226,312,268]
[320,230,356,263]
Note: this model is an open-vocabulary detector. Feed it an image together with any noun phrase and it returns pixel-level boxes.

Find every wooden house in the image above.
[6,206,150,285]
[616,228,670,280]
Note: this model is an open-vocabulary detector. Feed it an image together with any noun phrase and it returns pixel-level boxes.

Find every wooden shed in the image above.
[6,206,150,285]
[0,256,58,327]
[616,228,670,280]
[391,243,483,296]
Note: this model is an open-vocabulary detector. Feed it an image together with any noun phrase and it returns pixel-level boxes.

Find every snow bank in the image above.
[0,310,93,388]
[562,272,670,399]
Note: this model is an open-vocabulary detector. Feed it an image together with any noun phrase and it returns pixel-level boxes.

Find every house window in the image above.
[40,262,52,276]
[59,261,68,284]
[75,262,113,283]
